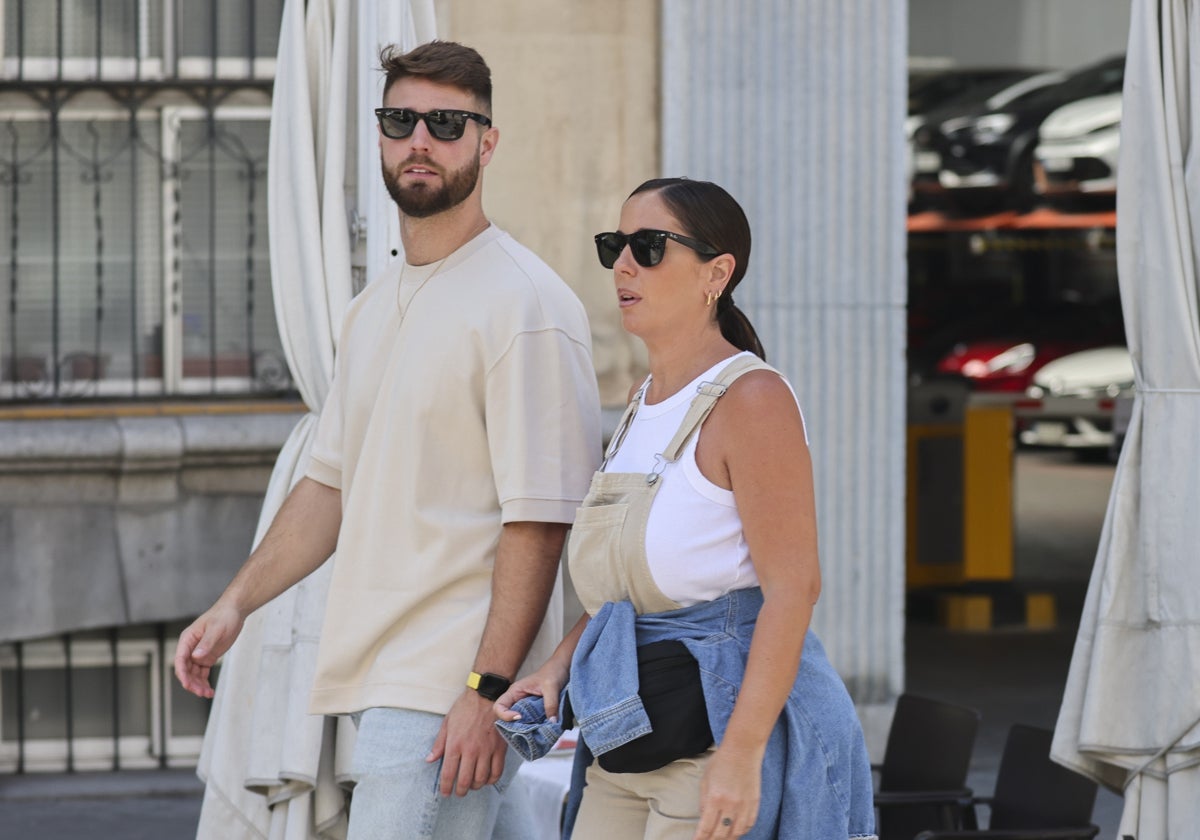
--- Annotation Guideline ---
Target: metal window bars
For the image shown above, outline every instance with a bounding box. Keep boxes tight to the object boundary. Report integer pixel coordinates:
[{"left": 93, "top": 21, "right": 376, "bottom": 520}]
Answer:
[
  {"left": 0, "top": 0, "right": 291, "bottom": 401},
  {"left": 0, "top": 623, "right": 214, "bottom": 773}
]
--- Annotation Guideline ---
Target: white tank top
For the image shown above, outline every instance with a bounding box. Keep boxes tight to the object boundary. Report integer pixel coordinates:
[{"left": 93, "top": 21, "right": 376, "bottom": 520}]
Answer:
[{"left": 604, "top": 352, "right": 807, "bottom": 606}]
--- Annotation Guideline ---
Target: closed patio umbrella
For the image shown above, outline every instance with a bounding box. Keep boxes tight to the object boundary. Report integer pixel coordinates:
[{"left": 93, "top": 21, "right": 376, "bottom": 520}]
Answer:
[
  {"left": 1052, "top": 2, "right": 1200, "bottom": 838},
  {"left": 195, "top": 1, "right": 434, "bottom": 837}
]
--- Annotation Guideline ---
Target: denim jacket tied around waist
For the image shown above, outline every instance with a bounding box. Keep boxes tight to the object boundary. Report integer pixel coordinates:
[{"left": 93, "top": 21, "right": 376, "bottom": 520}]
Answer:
[{"left": 496, "top": 588, "right": 877, "bottom": 839}]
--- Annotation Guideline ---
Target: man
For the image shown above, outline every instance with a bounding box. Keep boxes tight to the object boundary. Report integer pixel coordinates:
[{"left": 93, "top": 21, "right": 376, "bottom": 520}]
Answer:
[{"left": 175, "top": 41, "right": 601, "bottom": 839}]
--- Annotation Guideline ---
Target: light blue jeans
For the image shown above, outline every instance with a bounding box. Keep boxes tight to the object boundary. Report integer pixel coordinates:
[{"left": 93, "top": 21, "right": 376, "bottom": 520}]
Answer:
[{"left": 346, "top": 707, "right": 532, "bottom": 840}]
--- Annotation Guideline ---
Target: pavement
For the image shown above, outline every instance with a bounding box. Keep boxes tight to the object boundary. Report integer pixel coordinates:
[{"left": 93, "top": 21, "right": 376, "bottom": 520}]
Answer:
[
  {"left": 0, "top": 451, "right": 1125, "bottom": 839},
  {"left": 0, "top": 769, "right": 203, "bottom": 839}
]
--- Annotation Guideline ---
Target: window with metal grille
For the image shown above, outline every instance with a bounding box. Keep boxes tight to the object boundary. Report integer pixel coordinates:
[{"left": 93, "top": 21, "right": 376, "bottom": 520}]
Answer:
[{"left": 0, "top": 0, "right": 290, "bottom": 401}]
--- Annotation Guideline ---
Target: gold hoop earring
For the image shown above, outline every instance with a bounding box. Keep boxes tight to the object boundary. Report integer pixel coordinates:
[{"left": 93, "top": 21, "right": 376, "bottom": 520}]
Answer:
[{"left": 705, "top": 291, "right": 716, "bottom": 307}]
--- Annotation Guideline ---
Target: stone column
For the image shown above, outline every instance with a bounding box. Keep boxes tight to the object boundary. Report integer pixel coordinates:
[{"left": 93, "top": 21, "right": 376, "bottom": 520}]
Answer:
[{"left": 661, "top": 0, "right": 908, "bottom": 749}]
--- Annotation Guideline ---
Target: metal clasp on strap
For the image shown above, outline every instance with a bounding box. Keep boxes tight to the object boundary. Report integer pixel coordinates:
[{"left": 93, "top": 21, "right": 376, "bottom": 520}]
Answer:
[
  {"left": 697, "top": 380, "right": 728, "bottom": 397},
  {"left": 646, "top": 453, "right": 667, "bottom": 485}
]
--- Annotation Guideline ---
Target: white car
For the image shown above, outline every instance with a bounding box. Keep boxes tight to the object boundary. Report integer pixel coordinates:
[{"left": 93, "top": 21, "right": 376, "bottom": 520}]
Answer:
[
  {"left": 1015, "top": 346, "right": 1133, "bottom": 450},
  {"left": 1034, "top": 92, "right": 1122, "bottom": 205}
]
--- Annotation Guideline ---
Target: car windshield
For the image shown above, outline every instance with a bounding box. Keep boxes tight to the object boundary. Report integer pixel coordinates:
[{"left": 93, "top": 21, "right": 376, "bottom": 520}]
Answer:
[
  {"left": 1016, "top": 56, "right": 1125, "bottom": 110},
  {"left": 986, "top": 71, "right": 1067, "bottom": 110},
  {"left": 910, "top": 70, "right": 1036, "bottom": 114}
]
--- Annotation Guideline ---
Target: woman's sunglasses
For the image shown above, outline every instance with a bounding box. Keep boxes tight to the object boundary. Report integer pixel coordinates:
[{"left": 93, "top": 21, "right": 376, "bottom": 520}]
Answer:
[
  {"left": 375, "top": 108, "right": 492, "bottom": 141},
  {"left": 594, "top": 229, "right": 719, "bottom": 269}
]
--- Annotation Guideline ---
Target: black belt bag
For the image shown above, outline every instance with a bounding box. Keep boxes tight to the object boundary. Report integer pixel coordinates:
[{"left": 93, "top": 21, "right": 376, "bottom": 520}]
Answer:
[{"left": 595, "top": 639, "right": 714, "bottom": 774}]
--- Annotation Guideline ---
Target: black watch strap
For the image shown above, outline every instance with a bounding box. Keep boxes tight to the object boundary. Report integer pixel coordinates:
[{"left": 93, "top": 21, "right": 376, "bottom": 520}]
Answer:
[{"left": 467, "top": 671, "right": 511, "bottom": 702}]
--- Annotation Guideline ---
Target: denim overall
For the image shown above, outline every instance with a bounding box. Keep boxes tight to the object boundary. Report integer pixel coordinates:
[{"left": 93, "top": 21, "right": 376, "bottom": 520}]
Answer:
[{"left": 557, "top": 354, "right": 877, "bottom": 839}]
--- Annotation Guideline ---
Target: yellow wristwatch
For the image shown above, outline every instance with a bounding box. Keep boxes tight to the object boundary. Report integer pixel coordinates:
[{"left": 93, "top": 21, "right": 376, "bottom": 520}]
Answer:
[{"left": 467, "top": 671, "right": 511, "bottom": 702}]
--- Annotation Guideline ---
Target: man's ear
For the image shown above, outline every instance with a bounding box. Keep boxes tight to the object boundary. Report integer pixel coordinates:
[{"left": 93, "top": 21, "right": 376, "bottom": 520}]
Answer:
[{"left": 479, "top": 126, "right": 499, "bottom": 167}]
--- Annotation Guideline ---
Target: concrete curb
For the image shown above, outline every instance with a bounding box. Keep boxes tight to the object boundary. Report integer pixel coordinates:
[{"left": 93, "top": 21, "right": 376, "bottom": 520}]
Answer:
[{"left": 0, "top": 769, "right": 203, "bottom": 802}]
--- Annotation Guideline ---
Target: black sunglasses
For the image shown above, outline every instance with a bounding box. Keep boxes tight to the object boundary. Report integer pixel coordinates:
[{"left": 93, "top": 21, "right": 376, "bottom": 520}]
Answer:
[
  {"left": 374, "top": 108, "right": 492, "bottom": 141},
  {"left": 594, "top": 229, "right": 720, "bottom": 269}
]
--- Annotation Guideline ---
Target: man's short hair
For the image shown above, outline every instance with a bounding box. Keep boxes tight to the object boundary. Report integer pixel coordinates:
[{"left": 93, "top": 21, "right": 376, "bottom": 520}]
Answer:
[{"left": 380, "top": 40, "right": 492, "bottom": 114}]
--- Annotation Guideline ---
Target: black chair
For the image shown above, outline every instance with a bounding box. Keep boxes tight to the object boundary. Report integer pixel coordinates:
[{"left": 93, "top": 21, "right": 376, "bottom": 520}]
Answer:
[
  {"left": 912, "top": 724, "right": 1099, "bottom": 840},
  {"left": 874, "top": 693, "right": 983, "bottom": 840}
]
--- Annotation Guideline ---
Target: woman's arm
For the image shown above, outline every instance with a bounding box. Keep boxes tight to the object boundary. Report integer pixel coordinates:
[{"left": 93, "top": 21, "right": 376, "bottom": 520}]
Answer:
[
  {"left": 493, "top": 610, "right": 590, "bottom": 723},
  {"left": 693, "top": 370, "right": 820, "bottom": 839}
]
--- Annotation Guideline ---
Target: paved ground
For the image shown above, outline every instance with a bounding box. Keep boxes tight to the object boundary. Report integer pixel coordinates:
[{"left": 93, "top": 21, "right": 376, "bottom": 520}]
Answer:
[
  {"left": 0, "top": 450, "right": 1123, "bottom": 839},
  {"left": 0, "top": 769, "right": 202, "bottom": 839},
  {"left": 1015, "top": 448, "right": 1118, "bottom": 583}
]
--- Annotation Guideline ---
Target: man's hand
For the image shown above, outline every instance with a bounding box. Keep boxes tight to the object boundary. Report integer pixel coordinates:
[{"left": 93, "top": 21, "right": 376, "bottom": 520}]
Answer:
[
  {"left": 173, "top": 602, "right": 245, "bottom": 699},
  {"left": 427, "top": 688, "right": 509, "bottom": 797},
  {"left": 171, "top": 477, "right": 342, "bottom": 699}
]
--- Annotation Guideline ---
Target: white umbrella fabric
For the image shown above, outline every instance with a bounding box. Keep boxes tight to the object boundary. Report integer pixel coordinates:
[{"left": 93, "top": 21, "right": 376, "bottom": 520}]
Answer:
[
  {"left": 1052, "top": 2, "right": 1200, "bottom": 838},
  {"left": 194, "top": 1, "right": 433, "bottom": 837}
]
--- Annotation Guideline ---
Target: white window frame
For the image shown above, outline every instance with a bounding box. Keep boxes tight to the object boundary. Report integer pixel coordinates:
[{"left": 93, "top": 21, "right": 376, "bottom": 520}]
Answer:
[
  {"left": 0, "top": 0, "right": 276, "bottom": 81},
  {"left": 161, "top": 103, "right": 273, "bottom": 395},
  {"left": 160, "top": 649, "right": 213, "bottom": 767},
  {"left": 0, "top": 106, "right": 167, "bottom": 400},
  {"left": 0, "top": 102, "right": 274, "bottom": 399}
]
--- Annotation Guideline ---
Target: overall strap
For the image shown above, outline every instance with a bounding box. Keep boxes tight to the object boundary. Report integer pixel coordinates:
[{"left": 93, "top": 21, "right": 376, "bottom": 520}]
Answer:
[
  {"left": 599, "top": 377, "right": 650, "bottom": 471},
  {"left": 661, "top": 355, "right": 776, "bottom": 463}
]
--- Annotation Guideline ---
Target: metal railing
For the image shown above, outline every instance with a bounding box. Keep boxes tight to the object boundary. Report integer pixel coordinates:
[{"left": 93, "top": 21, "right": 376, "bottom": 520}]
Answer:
[{"left": 1, "top": 623, "right": 213, "bottom": 773}]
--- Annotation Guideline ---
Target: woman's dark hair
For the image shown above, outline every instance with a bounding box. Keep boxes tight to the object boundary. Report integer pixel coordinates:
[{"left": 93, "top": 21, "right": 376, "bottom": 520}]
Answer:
[
  {"left": 629, "top": 177, "right": 765, "bottom": 360},
  {"left": 380, "top": 40, "right": 492, "bottom": 114}
]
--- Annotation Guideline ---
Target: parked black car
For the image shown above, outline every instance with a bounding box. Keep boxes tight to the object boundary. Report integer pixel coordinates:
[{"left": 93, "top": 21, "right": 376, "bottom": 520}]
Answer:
[
  {"left": 909, "top": 70, "right": 1059, "bottom": 210},
  {"left": 917, "top": 55, "right": 1125, "bottom": 214}
]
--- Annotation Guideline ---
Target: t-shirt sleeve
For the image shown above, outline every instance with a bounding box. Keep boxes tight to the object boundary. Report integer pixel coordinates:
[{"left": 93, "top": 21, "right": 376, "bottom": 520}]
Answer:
[
  {"left": 485, "top": 328, "right": 602, "bottom": 524},
  {"left": 306, "top": 364, "right": 345, "bottom": 490}
]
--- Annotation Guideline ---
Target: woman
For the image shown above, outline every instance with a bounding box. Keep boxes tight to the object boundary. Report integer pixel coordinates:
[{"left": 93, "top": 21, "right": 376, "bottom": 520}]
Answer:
[{"left": 495, "top": 178, "right": 876, "bottom": 839}]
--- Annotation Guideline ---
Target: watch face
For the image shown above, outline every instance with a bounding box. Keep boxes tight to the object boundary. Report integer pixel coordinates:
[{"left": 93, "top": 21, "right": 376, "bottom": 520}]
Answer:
[{"left": 475, "top": 673, "right": 510, "bottom": 701}]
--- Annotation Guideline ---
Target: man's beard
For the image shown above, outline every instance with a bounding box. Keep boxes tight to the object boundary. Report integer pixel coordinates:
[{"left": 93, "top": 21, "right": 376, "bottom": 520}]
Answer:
[{"left": 382, "top": 153, "right": 481, "bottom": 218}]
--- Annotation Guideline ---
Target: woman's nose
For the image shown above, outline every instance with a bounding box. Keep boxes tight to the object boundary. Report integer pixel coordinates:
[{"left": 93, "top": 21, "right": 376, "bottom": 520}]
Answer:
[{"left": 612, "top": 243, "right": 637, "bottom": 274}]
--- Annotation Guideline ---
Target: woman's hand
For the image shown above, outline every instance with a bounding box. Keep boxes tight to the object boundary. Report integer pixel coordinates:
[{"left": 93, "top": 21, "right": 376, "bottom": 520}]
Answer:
[
  {"left": 492, "top": 657, "right": 570, "bottom": 723},
  {"left": 693, "top": 744, "right": 762, "bottom": 839}
]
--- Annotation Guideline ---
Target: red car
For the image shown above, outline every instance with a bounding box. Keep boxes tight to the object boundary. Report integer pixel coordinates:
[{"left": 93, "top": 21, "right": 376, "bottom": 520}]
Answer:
[
  {"left": 920, "top": 299, "right": 1125, "bottom": 393},
  {"left": 935, "top": 338, "right": 1099, "bottom": 392}
]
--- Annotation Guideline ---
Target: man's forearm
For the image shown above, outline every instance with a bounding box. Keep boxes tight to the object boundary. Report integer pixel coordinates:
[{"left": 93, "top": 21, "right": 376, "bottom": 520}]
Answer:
[
  {"left": 472, "top": 520, "right": 568, "bottom": 678},
  {"left": 219, "top": 476, "right": 342, "bottom": 618}
]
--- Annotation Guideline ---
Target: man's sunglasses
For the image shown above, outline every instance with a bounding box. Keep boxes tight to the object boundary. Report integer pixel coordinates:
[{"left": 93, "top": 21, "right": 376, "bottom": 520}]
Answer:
[
  {"left": 374, "top": 108, "right": 492, "bottom": 141},
  {"left": 594, "top": 229, "right": 720, "bottom": 269}
]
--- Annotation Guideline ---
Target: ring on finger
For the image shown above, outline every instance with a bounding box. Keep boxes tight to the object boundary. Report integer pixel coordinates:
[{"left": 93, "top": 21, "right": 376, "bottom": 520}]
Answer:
[{"left": 722, "top": 816, "right": 733, "bottom": 827}]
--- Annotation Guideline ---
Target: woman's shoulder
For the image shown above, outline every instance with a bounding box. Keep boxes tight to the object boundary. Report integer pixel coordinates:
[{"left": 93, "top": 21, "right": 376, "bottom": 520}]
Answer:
[
  {"left": 721, "top": 366, "right": 797, "bottom": 409},
  {"left": 709, "top": 366, "right": 806, "bottom": 442}
]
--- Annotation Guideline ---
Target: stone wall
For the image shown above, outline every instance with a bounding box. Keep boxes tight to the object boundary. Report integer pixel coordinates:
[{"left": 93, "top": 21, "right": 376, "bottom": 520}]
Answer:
[
  {"left": 0, "top": 409, "right": 304, "bottom": 643},
  {"left": 439, "top": 1, "right": 659, "bottom": 406}
]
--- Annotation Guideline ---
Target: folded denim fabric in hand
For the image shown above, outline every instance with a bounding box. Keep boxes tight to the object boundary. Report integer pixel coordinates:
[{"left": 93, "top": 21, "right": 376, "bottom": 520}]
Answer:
[{"left": 494, "top": 693, "right": 567, "bottom": 761}]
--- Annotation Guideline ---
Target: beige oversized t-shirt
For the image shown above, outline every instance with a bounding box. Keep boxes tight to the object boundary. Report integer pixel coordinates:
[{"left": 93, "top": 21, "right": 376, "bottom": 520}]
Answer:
[{"left": 305, "top": 225, "right": 601, "bottom": 716}]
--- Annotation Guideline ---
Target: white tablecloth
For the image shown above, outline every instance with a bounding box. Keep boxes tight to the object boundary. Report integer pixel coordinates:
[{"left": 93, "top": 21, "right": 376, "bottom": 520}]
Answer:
[{"left": 513, "top": 751, "right": 574, "bottom": 840}]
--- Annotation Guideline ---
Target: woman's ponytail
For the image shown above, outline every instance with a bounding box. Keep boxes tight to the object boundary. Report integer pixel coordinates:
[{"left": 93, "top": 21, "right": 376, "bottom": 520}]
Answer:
[{"left": 716, "top": 296, "right": 765, "bottom": 360}]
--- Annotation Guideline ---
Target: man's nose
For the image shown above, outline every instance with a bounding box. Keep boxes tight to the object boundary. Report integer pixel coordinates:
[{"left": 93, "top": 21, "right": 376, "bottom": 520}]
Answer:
[{"left": 408, "top": 117, "right": 435, "bottom": 151}]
